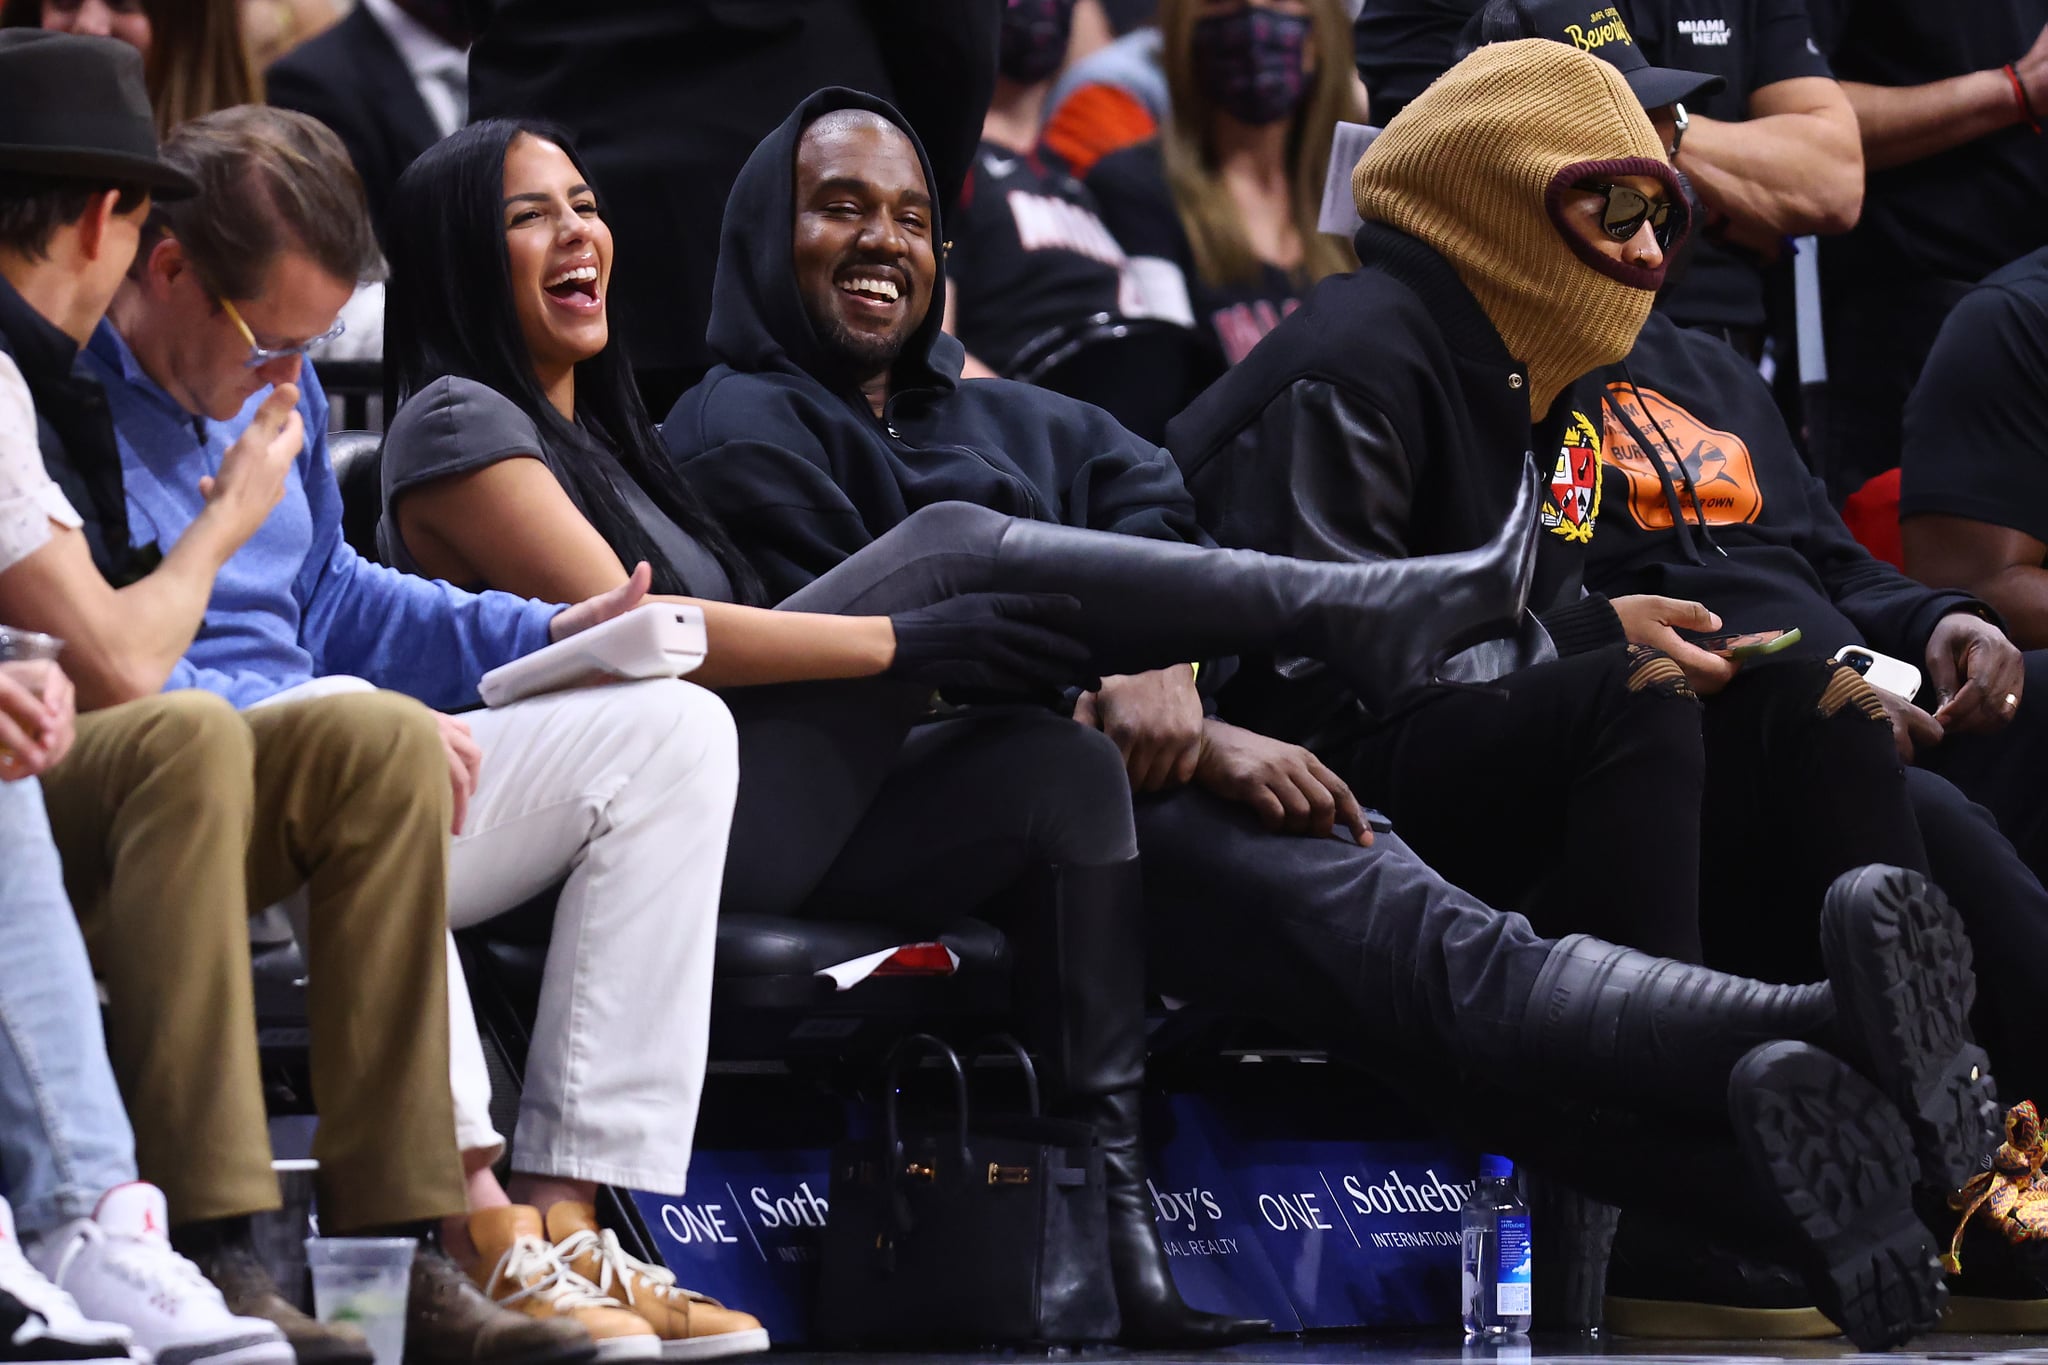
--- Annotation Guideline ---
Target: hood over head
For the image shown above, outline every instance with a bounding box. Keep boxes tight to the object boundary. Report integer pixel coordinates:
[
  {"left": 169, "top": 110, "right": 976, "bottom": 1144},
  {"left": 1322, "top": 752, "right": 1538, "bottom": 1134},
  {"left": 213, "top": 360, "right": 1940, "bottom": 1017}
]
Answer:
[
  {"left": 1352, "top": 39, "right": 1683, "bottom": 420},
  {"left": 706, "top": 86, "right": 965, "bottom": 404}
]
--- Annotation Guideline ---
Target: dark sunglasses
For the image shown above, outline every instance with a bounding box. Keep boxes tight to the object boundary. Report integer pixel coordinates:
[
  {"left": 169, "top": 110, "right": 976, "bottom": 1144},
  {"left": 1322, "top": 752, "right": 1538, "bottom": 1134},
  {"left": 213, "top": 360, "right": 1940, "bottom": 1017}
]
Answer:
[{"left": 1576, "top": 181, "right": 1681, "bottom": 248}]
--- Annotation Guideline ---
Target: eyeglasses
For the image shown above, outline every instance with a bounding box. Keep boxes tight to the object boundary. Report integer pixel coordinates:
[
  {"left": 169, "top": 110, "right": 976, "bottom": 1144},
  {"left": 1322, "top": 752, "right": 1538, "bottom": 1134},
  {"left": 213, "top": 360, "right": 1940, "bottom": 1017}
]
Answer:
[
  {"left": 1575, "top": 182, "right": 1682, "bottom": 249},
  {"left": 217, "top": 295, "right": 345, "bottom": 369}
]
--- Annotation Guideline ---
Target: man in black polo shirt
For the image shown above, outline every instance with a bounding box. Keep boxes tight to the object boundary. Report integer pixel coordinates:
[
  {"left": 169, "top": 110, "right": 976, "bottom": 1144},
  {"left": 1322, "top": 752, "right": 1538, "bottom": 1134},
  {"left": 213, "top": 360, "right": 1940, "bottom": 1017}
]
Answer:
[
  {"left": 1900, "top": 246, "right": 2048, "bottom": 649},
  {"left": 1357, "top": 0, "right": 1858, "bottom": 355},
  {"left": 1809, "top": 0, "right": 2048, "bottom": 501},
  {"left": 1617, "top": 0, "right": 1858, "bottom": 353}
]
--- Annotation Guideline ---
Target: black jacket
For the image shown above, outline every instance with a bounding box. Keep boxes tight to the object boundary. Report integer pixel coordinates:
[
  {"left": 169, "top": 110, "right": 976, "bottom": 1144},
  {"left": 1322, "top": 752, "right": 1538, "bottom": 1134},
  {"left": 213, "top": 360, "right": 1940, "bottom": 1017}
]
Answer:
[
  {"left": 469, "top": 0, "right": 998, "bottom": 391},
  {"left": 265, "top": 5, "right": 441, "bottom": 246},
  {"left": 663, "top": 87, "right": 1208, "bottom": 606},
  {"left": 0, "top": 276, "right": 150, "bottom": 586},
  {"left": 1587, "top": 313, "right": 1986, "bottom": 663},
  {"left": 1165, "top": 223, "right": 1625, "bottom": 741}
]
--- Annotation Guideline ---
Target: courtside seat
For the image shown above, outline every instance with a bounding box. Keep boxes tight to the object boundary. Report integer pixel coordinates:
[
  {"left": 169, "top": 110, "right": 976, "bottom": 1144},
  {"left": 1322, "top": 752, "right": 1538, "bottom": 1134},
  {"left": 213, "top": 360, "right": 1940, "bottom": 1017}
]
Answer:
[{"left": 458, "top": 895, "right": 1013, "bottom": 1063}]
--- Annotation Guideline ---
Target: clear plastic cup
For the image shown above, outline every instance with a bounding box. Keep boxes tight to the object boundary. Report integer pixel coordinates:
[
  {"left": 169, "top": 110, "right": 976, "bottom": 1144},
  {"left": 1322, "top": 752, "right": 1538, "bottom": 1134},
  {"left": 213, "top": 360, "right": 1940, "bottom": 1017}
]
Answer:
[
  {"left": 0, "top": 627, "right": 62, "bottom": 662},
  {"left": 303, "top": 1237, "right": 413, "bottom": 1365}
]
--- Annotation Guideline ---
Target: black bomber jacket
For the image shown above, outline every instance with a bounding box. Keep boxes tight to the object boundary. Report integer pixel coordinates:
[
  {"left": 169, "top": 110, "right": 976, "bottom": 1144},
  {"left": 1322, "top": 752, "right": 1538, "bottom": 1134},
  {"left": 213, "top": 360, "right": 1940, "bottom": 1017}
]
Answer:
[{"left": 1166, "top": 223, "right": 1626, "bottom": 747}]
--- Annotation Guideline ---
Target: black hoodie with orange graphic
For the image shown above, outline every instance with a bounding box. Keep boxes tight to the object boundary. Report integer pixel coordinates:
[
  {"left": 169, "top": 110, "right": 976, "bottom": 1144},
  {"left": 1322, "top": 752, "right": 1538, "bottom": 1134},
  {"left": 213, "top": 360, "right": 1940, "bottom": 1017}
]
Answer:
[{"left": 1584, "top": 312, "right": 1986, "bottom": 665}]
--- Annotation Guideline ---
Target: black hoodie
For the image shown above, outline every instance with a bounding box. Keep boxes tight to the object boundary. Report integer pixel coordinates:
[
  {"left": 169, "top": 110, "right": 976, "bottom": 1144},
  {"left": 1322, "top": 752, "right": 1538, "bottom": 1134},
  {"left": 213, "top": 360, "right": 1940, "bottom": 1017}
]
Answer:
[
  {"left": 663, "top": 87, "right": 1206, "bottom": 605},
  {"left": 1585, "top": 313, "right": 1987, "bottom": 664}
]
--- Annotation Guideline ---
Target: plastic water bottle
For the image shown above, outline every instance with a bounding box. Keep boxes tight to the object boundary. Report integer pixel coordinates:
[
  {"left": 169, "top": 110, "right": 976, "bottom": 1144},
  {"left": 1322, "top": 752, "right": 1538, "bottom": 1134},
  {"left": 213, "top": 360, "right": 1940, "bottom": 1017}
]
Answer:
[{"left": 1461, "top": 1154, "right": 1533, "bottom": 1337}]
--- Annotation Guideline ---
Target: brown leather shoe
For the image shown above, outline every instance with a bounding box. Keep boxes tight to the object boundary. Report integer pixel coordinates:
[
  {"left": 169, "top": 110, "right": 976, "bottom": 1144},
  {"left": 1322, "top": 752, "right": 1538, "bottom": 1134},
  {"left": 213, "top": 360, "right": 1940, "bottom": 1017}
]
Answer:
[
  {"left": 183, "top": 1240, "right": 374, "bottom": 1365},
  {"left": 544, "top": 1205, "right": 768, "bottom": 1361},
  {"left": 407, "top": 1246, "right": 597, "bottom": 1365},
  {"left": 466, "top": 1209, "right": 657, "bottom": 1362}
]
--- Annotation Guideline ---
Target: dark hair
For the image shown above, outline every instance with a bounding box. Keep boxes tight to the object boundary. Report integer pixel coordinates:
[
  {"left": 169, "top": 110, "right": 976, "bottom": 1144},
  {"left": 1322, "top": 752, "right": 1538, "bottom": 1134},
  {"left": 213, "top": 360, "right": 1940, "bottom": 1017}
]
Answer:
[
  {"left": 150, "top": 105, "right": 382, "bottom": 299},
  {"left": 0, "top": 173, "right": 147, "bottom": 259},
  {"left": 384, "top": 118, "right": 763, "bottom": 604}
]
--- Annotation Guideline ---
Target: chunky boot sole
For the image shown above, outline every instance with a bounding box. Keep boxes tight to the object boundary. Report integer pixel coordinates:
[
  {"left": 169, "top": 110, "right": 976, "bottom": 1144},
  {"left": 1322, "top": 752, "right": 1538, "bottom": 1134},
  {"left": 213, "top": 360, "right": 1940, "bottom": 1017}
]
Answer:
[
  {"left": 1729, "top": 1041, "right": 1945, "bottom": 1352},
  {"left": 1820, "top": 865, "right": 2000, "bottom": 1193}
]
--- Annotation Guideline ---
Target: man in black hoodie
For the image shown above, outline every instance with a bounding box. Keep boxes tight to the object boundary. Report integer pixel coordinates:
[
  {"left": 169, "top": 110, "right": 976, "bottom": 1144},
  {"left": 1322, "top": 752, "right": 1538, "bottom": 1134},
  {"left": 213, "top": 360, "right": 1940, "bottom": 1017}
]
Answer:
[{"left": 666, "top": 83, "right": 2006, "bottom": 1353}]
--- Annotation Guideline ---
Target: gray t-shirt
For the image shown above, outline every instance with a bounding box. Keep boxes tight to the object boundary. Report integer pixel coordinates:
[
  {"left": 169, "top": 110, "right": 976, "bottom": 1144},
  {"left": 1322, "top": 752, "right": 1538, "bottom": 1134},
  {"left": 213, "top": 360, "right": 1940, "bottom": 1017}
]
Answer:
[{"left": 380, "top": 375, "right": 735, "bottom": 602}]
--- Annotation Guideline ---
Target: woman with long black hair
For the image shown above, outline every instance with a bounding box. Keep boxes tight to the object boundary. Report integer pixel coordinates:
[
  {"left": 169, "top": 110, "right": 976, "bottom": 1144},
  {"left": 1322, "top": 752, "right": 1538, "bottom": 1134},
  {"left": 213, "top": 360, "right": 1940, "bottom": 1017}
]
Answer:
[{"left": 375, "top": 117, "right": 1546, "bottom": 1349}]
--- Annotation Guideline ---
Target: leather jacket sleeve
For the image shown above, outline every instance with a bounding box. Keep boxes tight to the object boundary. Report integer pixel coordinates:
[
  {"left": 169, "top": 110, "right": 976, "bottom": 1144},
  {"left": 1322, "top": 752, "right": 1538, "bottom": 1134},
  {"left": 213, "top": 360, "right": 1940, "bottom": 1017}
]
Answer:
[{"left": 1189, "top": 376, "right": 1418, "bottom": 567}]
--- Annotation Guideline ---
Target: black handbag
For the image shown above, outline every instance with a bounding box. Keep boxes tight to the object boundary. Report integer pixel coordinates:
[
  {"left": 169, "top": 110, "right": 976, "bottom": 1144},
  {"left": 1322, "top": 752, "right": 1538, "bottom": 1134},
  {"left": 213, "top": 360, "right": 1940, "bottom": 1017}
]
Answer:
[{"left": 812, "top": 1033, "right": 1120, "bottom": 1345}]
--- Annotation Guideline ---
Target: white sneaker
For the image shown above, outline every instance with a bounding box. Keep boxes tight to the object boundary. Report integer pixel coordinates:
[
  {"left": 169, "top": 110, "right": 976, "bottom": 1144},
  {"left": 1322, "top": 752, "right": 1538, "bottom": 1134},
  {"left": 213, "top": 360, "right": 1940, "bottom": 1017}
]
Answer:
[
  {"left": 26, "top": 1186, "right": 291, "bottom": 1365},
  {"left": 0, "top": 1197, "right": 131, "bottom": 1362}
]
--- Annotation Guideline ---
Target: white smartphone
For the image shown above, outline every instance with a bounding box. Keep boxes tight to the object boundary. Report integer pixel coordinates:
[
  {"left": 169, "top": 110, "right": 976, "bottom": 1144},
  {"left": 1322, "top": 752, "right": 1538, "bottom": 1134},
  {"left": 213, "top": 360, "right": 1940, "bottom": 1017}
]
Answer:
[{"left": 1837, "top": 644, "right": 1922, "bottom": 702}]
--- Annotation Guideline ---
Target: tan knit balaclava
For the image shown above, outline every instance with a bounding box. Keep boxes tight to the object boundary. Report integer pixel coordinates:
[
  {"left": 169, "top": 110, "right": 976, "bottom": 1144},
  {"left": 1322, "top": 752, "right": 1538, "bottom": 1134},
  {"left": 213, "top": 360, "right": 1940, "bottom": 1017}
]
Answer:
[{"left": 1352, "top": 40, "right": 1682, "bottom": 419}]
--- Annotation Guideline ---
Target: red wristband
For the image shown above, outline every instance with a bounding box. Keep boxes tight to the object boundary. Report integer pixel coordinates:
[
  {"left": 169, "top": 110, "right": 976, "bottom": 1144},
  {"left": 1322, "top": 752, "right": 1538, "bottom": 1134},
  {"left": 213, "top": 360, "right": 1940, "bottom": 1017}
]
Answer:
[{"left": 2006, "top": 64, "right": 2041, "bottom": 134}]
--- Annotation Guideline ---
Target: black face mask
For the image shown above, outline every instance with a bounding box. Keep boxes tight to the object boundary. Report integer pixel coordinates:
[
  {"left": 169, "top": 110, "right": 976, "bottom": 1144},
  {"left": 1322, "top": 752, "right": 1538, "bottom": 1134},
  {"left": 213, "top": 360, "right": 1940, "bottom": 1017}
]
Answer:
[
  {"left": 1190, "top": 5, "right": 1314, "bottom": 127},
  {"left": 999, "top": 0, "right": 1078, "bottom": 85}
]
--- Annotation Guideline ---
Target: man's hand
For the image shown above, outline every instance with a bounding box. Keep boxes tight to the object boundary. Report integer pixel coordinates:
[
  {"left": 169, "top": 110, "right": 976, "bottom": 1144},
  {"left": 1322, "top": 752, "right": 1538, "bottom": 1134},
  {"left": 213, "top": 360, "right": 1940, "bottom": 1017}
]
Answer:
[
  {"left": 199, "top": 383, "right": 303, "bottom": 538},
  {"left": 0, "top": 659, "right": 75, "bottom": 780},
  {"left": 1073, "top": 665, "right": 1203, "bottom": 792},
  {"left": 549, "top": 562, "right": 652, "bottom": 643},
  {"left": 434, "top": 711, "right": 483, "bottom": 835},
  {"left": 1193, "top": 719, "right": 1371, "bottom": 844},
  {"left": 1926, "top": 612, "right": 2025, "bottom": 736},
  {"left": 1872, "top": 686, "right": 1944, "bottom": 765},
  {"left": 1611, "top": 595, "right": 1739, "bottom": 694}
]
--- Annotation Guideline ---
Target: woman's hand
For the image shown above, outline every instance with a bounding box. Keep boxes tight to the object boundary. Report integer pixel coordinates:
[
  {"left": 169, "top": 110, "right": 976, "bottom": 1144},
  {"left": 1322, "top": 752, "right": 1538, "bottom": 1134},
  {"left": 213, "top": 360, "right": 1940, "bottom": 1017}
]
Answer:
[
  {"left": 1611, "top": 594, "right": 1738, "bottom": 694},
  {"left": 885, "top": 592, "right": 1095, "bottom": 692}
]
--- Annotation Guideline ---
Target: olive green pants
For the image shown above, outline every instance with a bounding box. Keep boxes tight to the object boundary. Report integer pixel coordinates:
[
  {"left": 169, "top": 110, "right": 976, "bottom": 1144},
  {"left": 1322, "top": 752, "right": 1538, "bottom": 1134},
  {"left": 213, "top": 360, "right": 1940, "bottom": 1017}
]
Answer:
[{"left": 41, "top": 689, "right": 465, "bottom": 1232}]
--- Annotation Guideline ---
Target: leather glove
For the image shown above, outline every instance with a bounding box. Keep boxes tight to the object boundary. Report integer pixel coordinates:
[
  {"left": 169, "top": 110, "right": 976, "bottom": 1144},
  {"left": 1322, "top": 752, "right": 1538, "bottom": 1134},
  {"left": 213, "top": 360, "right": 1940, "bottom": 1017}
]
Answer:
[{"left": 886, "top": 592, "right": 1097, "bottom": 692}]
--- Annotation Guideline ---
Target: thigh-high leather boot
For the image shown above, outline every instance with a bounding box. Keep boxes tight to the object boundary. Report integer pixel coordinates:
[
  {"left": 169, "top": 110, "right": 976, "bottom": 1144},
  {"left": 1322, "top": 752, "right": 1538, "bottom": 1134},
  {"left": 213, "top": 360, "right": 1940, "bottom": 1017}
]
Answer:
[
  {"left": 1014, "top": 860, "right": 1269, "bottom": 1346},
  {"left": 991, "top": 460, "right": 1541, "bottom": 713}
]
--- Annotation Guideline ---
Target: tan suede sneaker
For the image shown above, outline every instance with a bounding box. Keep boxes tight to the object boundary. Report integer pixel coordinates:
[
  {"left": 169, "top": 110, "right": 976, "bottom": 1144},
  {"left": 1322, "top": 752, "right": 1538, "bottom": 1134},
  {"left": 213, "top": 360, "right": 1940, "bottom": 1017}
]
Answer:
[
  {"left": 467, "top": 1208, "right": 660, "bottom": 1362},
  {"left": 544, "top": 1205, "right": 769, "bottom": 1360}
]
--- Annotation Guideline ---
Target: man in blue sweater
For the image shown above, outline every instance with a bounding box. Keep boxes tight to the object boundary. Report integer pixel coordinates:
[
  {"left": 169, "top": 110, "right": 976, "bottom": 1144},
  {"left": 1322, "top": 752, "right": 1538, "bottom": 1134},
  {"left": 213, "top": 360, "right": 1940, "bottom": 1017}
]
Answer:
[{"left": 78, "top": 107, "right": 768, "bottom": 1360}]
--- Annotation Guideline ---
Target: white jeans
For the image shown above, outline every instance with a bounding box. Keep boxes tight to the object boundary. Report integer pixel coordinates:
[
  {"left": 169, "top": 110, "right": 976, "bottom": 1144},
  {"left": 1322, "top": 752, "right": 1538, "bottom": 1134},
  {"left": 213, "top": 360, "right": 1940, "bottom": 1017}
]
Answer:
[{"left": 438, "top": 678, "right": 738, "bottom": 1195}]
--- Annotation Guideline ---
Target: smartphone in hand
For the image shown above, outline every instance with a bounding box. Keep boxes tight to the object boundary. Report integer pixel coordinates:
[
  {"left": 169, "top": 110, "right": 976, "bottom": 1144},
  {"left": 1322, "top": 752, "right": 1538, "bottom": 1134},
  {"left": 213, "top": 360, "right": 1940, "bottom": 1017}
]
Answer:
[{"left": 1685, "top": 627, "right": 1803, "bottom": 660}]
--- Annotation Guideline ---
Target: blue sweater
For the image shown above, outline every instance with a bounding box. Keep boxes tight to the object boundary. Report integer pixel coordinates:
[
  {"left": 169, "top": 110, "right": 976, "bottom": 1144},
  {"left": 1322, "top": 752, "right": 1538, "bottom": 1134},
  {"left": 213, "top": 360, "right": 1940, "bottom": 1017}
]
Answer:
[{"left": 83, "top": 325, "right": 557, "bottom": 710}]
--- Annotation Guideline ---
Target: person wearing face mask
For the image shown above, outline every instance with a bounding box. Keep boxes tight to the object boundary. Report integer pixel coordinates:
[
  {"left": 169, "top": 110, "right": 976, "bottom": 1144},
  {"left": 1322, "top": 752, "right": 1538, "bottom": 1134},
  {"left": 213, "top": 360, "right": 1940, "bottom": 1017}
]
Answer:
[
  {"left": 1085, "top": 0, "right": 1360, "bottom": 370},
  {"left": 1172, "top": 40, "right": 1731, "bottom": 962}
]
